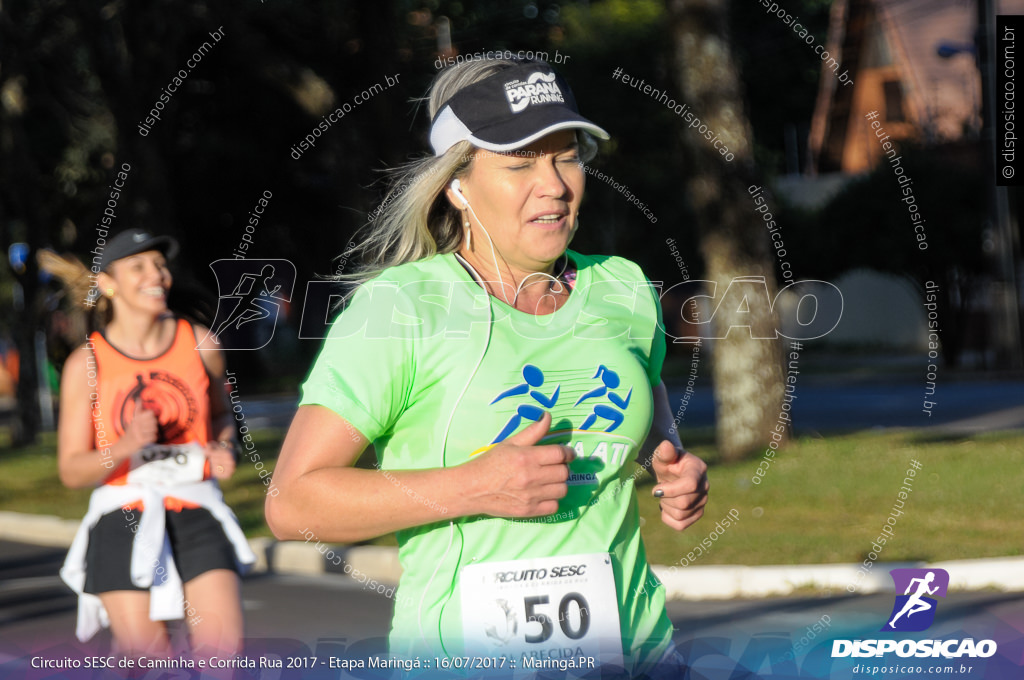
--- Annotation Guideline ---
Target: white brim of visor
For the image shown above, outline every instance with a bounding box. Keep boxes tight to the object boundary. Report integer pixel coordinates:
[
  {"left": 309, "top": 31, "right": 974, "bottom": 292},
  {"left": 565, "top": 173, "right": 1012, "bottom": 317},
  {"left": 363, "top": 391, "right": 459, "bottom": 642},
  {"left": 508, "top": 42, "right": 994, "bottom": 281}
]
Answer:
[{"left": 429, "top": 105, "right": 611, "bottom": 156}]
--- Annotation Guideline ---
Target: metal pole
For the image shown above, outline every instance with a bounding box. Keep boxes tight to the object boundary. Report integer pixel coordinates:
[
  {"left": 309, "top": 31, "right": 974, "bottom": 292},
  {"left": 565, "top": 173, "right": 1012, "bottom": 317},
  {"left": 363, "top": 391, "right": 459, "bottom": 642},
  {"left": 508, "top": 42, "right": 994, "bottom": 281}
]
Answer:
[{"left": 34, "top": 329, "right": 54, "bottom": 431}]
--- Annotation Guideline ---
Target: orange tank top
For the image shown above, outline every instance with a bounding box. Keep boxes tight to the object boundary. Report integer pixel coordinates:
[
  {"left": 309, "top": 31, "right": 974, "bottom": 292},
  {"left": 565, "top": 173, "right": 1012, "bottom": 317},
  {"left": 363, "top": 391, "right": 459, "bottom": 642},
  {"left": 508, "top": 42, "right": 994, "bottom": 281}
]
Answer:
[{"left": 89, "top": 318, "right": 211, "bottom": 486}]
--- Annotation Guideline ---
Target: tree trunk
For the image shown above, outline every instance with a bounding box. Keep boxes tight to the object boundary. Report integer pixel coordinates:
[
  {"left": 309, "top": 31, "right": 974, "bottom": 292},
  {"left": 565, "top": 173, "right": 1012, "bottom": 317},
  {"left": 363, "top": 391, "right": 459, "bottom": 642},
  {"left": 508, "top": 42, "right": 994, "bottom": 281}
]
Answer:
[{"left": 667, "top": 0, "right": 786, "bottom": 462}]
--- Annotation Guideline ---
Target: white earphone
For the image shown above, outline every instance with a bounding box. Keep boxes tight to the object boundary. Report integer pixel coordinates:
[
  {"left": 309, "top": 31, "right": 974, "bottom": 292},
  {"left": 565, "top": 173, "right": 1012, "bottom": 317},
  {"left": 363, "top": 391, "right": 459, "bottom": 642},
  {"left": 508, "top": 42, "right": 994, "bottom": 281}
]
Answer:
[{"left": 450, "top": 179, "right": 470, "bottom": 207}]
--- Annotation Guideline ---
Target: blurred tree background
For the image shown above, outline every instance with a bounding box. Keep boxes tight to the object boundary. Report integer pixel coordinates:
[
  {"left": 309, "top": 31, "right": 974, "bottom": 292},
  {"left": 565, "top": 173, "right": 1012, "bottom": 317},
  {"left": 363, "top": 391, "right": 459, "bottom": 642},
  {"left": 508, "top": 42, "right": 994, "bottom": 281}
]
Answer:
[{"left": 1, "top": 0, "right": 995, "bottom": 457}]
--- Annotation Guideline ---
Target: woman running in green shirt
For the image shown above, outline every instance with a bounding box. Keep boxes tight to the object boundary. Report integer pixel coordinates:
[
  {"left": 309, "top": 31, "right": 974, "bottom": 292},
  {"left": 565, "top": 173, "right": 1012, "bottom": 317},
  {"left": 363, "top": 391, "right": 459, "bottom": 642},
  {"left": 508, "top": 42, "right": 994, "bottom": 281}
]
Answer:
[{"left": 268, "top": 58, "right": 708, "bottom": 677}]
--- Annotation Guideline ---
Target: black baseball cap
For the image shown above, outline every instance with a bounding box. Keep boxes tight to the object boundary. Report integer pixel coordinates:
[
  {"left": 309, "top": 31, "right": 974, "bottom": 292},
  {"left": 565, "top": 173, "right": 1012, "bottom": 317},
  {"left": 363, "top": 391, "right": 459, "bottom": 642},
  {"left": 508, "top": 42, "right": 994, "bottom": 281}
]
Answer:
[
  {"left": 429, "top": 60, "right": 610, "bottom": 156},
  {"left": 99, "top": 229, "right": 179, "bottom": 271}
]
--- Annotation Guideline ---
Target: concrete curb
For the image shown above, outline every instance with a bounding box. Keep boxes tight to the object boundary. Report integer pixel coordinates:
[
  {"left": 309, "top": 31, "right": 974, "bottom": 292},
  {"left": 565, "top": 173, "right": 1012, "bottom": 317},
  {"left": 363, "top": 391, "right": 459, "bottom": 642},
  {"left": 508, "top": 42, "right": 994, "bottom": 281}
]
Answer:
[
  {"left": 0, "top": 511, "right": 81, "bottom": 548},
  {"left": 3, "top": 511, "right": 1022, "bottom": 600},
  {"left": 653, "top": 556, "right": 1024, "bottom": 599}
]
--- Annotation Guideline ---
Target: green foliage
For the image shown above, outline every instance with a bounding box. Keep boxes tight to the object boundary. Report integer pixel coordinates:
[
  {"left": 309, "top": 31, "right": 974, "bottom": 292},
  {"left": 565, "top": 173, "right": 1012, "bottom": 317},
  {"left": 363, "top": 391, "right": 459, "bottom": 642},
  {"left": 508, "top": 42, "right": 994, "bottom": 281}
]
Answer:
[{"left": 561, "top": 0, "right": 663, "bottom": 42}]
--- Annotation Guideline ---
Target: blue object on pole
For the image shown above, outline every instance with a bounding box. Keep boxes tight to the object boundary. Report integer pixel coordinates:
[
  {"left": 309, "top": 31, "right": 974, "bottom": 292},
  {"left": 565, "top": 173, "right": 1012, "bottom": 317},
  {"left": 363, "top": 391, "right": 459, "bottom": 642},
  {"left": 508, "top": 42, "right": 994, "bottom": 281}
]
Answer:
[
  {"left": 936, "top": 42, "right": 976, "bottom": 59},
  {"left": 9, "top": 242, "right": 29, "bottom": 273}
]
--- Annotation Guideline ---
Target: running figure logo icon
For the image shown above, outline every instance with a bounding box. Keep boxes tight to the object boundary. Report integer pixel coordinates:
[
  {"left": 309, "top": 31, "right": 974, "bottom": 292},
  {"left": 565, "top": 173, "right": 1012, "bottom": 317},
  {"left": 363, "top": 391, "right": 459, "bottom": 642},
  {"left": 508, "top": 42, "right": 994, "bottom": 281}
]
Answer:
[
  {"left": 882, "top": 568, "right": 949, "bottom": 632},
  {"left": 200, "top": 259, "right": 296, "bottom": 350},
  {"left": 487, "top": 363, "right": 635, "bottom": 444},
  {"left": 489, "top": 364, "right": 561, "bottom": 444},
  {"left": 574, "top": 364, "right": 632, "bottom": 432}
]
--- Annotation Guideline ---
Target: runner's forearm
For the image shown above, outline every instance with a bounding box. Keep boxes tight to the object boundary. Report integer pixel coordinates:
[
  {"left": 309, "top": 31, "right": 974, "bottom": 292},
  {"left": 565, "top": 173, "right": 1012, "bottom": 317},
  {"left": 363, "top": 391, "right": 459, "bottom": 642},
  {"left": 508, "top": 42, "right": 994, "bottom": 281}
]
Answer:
[
  {"left": 210, "top": 413, "right": 237, "bottom": 446},
  {"left": 640, "top": 381, "right": 683, "bottom": 468},
  {"left": 58, "top": 438, "right": 136, "bottom": 489},
  {"left": 266, "top": 464, "right": 476, "bottom": 543}
]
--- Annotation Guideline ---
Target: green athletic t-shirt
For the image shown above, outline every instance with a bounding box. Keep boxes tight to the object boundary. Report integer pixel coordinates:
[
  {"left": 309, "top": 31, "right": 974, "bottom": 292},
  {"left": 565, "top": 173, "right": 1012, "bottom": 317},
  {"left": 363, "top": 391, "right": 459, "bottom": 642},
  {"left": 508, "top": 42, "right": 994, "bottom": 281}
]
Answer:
[{"left": 300, "top": 250, "right": 671, "bottom": 672}]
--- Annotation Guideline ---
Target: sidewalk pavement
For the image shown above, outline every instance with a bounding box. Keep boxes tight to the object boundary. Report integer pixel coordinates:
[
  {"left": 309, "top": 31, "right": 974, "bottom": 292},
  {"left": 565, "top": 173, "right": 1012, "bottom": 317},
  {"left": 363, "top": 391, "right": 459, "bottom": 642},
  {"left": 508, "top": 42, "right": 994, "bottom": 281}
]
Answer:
[{"left": 3, "top": 510, "right": 1022, "bottom": 600}]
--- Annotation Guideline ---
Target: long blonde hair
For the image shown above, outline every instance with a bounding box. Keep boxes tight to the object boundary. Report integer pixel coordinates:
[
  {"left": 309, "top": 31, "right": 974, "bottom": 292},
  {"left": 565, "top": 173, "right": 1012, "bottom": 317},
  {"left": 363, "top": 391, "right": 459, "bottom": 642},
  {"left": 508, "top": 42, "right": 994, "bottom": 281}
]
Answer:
[
  {"left": 340, "top": 58, "right": 596, "bottom": 285},
  {"left": 37, "top": 249, "right": 113, "bottom": 335}
]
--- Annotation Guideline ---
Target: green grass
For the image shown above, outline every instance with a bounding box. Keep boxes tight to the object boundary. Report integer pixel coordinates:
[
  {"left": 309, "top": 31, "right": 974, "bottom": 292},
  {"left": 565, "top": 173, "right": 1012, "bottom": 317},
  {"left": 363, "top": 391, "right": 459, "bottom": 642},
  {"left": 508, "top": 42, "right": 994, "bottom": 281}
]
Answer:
[
  {"left": 634, "top": 429, "right": 1024, "bottom": 566},
  {"left": 0, "top": 429, "right": 288, "bottom": 537},
  {"left": 2, "top": 428, "right": 1020, "bottom": 564}
]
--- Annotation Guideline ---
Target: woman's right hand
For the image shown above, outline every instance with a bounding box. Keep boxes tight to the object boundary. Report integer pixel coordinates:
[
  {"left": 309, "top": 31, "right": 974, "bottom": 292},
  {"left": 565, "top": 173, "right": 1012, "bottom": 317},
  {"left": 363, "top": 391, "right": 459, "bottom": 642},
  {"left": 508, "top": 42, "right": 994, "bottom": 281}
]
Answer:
[
  {"left": 268, "top": 406, "right": 574, "bottom": 543},
  {"left": 461, "top": 411, "right": 576, "bottom": 519},
  {"left": 120, "top": 407, "right": 159, "bottom": 454}
]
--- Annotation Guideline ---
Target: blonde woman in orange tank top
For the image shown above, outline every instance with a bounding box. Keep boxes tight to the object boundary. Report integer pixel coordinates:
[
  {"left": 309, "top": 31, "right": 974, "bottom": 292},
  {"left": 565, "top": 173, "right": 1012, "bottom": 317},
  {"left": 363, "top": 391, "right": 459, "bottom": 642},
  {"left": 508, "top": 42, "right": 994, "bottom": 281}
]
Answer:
[{"left": 45, "top": 229, "right": 253, "bottom": 660}]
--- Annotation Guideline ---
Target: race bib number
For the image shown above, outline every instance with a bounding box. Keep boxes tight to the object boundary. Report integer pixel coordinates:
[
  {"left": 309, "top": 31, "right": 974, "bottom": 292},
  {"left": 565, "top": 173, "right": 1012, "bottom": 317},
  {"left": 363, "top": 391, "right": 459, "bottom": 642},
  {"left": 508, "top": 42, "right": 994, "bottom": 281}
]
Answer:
[
  {"left": 125, "top": 442, "right": 206, "bottom": 486},
  {"left": 460, "top": 553, "right": 622, "bottom": 665}
]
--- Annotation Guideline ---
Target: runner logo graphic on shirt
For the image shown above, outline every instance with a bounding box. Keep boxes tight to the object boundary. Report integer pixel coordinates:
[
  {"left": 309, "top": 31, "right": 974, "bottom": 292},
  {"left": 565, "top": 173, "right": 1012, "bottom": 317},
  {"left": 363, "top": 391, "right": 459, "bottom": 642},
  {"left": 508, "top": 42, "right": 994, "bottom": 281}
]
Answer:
[
  {"left": 481, "top": 364, "right": 636, "bottom": 481},
  {"left": 201, "top": 259, "right": 296, "bottom": 350},
  {"left": 118, "top": 371, "right": 198, "bottom": 443},
  {"left": 574, "top": 365, "right": 632, "bottom": 433},
  {"left": 490, "top": 364, "right": 562, "bottom": 444},
  {"left": 489, "top": 364, "right": 633, "bottom": 444}
]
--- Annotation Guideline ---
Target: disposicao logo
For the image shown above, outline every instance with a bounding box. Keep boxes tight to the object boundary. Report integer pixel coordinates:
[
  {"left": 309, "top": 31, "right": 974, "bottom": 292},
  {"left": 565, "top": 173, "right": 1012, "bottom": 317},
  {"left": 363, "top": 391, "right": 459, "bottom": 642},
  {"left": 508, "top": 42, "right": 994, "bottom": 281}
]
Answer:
[
  {"left": 883, "top": 568, "right": 947, "bottom": 632},
  {"left": 832, "top": 568, "right": 997, "bottom": 659}
]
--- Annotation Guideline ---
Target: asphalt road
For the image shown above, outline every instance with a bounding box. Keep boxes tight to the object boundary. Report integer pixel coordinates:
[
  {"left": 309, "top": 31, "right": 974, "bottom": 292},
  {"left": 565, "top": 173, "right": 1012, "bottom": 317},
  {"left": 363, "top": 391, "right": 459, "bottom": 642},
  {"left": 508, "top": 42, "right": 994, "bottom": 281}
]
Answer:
[
  {"left": 2, "top": 541, "right": 1021, "bottom": 679},
  {"left": 664, "top": 379, "right": 1024, "bottom": 434}
]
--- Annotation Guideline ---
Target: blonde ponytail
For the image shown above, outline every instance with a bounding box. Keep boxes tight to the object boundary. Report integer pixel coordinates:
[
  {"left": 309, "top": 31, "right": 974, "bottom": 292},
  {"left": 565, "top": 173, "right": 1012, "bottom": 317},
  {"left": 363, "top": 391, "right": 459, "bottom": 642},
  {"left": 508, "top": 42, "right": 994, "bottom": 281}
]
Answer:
[{"left": 37, "top": 249, "right": 112, "bottom": 334}]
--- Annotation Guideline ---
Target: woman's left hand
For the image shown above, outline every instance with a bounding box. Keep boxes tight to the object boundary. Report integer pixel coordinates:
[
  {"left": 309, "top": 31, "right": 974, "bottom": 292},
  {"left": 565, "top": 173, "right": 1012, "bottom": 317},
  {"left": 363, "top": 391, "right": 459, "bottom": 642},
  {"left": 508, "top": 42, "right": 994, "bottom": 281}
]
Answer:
[
  {"left": 206, "top": 444, "right": 237, "bottom": 480},
  {"left": 650, "top": 440, "right": 708, "bottom": 531}
]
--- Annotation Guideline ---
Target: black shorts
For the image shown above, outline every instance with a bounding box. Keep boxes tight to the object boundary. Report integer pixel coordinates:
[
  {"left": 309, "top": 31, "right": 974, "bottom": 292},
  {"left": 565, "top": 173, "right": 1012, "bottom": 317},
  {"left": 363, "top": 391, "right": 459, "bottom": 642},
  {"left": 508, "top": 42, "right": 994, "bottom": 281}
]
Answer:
[{"left": 83, "top": 506, "right": 238, "bottom": 595}]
